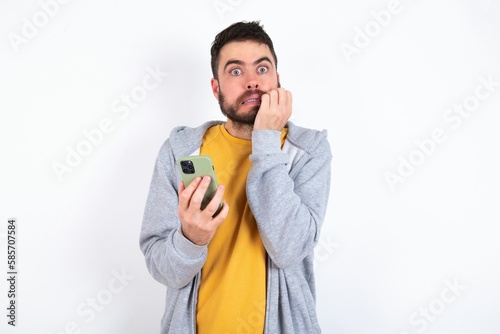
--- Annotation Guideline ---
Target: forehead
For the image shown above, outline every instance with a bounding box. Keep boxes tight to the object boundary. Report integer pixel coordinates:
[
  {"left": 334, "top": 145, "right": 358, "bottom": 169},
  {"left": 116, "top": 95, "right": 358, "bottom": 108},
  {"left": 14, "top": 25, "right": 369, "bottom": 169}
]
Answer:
[{"left": 218, "top": 40, "right": 274, "bottom": 67}]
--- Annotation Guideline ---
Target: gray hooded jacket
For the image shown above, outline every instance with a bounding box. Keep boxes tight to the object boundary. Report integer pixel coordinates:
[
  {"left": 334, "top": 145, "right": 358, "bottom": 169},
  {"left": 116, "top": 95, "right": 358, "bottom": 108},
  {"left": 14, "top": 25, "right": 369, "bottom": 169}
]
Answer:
[{"left": 140, "top": 120, "right": 332, "bottom": 333}]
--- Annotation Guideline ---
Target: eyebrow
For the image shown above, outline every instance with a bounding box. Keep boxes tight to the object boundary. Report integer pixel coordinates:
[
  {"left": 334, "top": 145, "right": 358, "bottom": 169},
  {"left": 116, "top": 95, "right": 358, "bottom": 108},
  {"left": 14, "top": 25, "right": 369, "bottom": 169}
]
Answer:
[{"left": 223, "top": 56, "right": 273, "bottom": 72}]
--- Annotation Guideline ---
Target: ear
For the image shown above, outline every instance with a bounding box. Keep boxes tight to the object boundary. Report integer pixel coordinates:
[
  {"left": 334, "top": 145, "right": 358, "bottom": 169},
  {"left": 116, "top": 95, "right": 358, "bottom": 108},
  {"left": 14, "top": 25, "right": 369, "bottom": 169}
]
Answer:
[{"left": 211, "top": 78, "right": 220, "bottom": 101}]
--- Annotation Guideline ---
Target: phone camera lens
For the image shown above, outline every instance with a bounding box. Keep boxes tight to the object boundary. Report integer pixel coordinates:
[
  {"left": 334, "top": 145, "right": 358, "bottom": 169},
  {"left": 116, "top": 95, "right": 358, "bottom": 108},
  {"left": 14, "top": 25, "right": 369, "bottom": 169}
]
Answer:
[{"left": 181, "top": 160, "right": 195, "bottom": 174}]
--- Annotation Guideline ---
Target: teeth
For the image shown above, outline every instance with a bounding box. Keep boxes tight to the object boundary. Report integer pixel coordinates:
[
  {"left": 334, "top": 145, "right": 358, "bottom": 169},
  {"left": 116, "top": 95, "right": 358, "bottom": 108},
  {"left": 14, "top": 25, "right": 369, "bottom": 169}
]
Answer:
[{"left": 242, "top": 97, "right": 261, "bottom": 104}]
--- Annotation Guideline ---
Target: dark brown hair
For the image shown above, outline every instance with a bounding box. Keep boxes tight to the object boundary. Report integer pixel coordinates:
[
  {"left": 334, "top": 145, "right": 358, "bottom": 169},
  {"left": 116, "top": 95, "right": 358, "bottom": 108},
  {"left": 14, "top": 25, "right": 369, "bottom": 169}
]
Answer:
[{"left": 210, "top": 21, "right": 278, "bottom": 79}]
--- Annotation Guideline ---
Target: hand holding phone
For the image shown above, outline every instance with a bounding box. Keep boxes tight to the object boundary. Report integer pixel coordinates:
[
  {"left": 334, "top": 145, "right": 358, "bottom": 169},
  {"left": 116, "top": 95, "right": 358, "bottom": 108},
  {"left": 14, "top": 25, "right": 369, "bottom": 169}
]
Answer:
[
  {"left": 177, "top": 155, "right": 227, "bottom": 245},
  {"left": 178, "top": 155, "right": 223, "bottom": 215}
]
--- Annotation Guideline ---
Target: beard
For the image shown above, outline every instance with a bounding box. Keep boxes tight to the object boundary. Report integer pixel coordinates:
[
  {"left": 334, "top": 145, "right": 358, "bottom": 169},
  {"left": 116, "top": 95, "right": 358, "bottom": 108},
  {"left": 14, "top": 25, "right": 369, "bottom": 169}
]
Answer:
[{"left": 218, "top": 89, "right": 265, "bottom": 126}]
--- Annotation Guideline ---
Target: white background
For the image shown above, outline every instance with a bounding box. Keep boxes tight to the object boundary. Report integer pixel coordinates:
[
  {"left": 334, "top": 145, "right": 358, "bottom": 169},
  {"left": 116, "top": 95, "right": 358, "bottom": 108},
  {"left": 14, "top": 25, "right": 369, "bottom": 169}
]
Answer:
[{"left": 1, "top": 0, "right": 500, "bottom": 333}]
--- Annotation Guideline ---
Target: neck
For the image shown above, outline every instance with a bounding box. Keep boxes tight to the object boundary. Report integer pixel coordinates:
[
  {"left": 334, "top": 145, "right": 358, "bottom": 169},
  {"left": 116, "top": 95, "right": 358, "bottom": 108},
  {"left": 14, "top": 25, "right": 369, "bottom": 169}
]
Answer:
[{"left": 224, "top": 120, "right": 253, "bottom": 140}]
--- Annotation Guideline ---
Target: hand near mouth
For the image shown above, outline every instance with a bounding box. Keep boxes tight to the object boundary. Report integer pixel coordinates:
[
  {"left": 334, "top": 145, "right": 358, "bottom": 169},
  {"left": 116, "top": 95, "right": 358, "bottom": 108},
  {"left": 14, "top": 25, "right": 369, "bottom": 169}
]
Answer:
[{"left": 254, "top": 88, "right": 292, "bottom": 131}]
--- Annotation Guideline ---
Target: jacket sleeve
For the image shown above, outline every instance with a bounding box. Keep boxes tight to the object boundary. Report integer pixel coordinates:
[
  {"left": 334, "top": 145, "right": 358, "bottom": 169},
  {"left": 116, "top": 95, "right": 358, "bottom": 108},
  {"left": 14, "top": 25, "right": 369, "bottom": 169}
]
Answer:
[
  {"left": 247, "top": 129, "right": 332, "bottom": 269},
  {"left": 139, "top": 144, "right": 207, "bottom": 289}
]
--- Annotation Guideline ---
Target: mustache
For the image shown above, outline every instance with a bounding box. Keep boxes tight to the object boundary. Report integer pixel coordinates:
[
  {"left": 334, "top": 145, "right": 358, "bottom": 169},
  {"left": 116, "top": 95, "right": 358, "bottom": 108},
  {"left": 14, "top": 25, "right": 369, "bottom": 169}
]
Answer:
[{"left": 237, "top": 89, "right": 266, "bottom": 105}]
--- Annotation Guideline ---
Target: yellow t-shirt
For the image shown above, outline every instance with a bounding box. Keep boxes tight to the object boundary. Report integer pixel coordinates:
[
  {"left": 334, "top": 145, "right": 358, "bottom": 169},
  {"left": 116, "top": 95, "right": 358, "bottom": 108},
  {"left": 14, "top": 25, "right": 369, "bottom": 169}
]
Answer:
[{"left": 196, "top": 124, "right": 286, "bottom": 334}]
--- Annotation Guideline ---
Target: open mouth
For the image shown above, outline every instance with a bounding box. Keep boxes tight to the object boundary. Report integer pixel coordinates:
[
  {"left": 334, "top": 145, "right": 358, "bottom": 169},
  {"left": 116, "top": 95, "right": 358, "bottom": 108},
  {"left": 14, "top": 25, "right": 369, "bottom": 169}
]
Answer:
[
  {"left": 242, "top": 98, "right": 261, "bottom": 104},
  {"left": 241, "top": 93, "right": 262, "bottom": 105}
]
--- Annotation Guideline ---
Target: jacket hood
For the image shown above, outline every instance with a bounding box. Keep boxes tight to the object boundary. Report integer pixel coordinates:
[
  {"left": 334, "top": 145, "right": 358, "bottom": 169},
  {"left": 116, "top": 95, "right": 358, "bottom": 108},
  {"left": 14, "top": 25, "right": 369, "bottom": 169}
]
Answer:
[{"left": 167, "top": 121, "right": 328, "bottom": 159}]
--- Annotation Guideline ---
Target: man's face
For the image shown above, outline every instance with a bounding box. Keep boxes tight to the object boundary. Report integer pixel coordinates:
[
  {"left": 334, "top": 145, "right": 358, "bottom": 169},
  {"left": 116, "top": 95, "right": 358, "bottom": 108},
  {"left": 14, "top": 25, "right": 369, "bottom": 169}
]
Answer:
[{"left": 211, "top": 40, "right": 280, "bottom": 126}]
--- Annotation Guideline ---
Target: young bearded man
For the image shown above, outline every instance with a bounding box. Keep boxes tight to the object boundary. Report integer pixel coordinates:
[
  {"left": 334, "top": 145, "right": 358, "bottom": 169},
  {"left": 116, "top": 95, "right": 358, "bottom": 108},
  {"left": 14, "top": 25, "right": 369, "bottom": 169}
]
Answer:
[{"left": 140, "top": 21, "right": 332, "bottom": 333}]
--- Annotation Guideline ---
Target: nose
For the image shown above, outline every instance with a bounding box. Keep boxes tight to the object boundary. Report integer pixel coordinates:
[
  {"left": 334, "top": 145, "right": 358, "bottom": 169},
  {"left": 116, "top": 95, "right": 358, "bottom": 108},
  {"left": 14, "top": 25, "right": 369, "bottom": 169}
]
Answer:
[
  {"left": 247, "top": 82, "right": 259, "bottom": 89},
  {"left": 246, "top": 75, "right": 259, "bottom": 90}
]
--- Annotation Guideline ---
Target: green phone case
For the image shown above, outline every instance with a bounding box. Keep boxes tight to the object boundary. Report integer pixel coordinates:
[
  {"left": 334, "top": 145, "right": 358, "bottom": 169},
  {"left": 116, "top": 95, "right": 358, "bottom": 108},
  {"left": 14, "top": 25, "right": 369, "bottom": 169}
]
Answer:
[{"left": 178, "top": 155, "right": 222, "bottom": 212}]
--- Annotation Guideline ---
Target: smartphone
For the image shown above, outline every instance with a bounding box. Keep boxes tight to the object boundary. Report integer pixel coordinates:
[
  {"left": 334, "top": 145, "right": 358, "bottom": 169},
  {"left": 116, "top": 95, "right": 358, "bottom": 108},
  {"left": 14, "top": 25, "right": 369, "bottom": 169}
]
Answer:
[{"left": 178, "top": 155, "right": 223, "bottom": 215}]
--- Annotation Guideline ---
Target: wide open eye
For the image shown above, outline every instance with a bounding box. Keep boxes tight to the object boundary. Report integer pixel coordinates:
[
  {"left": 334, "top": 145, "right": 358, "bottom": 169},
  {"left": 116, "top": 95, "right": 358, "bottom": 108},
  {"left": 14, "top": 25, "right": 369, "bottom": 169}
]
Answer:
[
  {"left": 257, "top": 66, "right": 268, "bottom": 74},
  {"left": 230, "top": 68, "right": 242, "bottom": 76}
]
